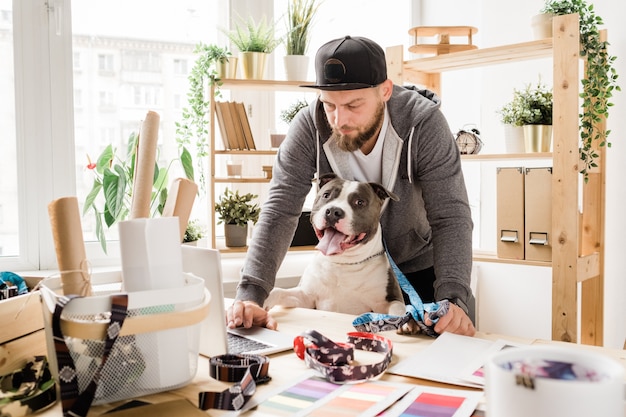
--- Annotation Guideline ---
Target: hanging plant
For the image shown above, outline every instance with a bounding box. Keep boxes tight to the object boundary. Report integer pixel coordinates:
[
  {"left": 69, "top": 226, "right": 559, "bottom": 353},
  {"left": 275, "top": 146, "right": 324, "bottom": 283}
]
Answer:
[
  {"left": 540, "top": 0, "right": 620, "bottom": 181},
  {"left": 175, "top": 43, "right": 231, "bottom": 191}
]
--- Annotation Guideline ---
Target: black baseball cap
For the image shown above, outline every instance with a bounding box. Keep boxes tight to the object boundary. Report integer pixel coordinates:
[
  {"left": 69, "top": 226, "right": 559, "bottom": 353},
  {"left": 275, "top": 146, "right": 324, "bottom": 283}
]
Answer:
[{"left": 301, "top": 36, "right": 387, "bottom": 91}]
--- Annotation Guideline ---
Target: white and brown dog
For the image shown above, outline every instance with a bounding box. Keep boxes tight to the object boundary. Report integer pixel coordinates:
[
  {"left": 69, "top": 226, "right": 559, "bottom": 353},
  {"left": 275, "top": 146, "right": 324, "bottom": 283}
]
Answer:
[{"left": 264, "top": 174, "right": 407, "bottom": 318}]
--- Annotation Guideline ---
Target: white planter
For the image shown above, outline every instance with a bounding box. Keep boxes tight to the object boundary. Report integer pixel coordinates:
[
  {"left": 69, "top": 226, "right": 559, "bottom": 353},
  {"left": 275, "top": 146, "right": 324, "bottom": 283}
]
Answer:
[
  {"left": 283, "top": 55, "right": 310, "bottom": 81},
  {"left": 503, "top": 125, "right": 525, "bottom": 154}
]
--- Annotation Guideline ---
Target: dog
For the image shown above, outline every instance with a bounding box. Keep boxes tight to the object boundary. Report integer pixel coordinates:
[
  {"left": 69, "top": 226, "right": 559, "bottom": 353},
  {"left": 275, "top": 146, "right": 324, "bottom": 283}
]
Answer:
[{"left": 264, "top": 173, "right": 407, "bottom": 320}]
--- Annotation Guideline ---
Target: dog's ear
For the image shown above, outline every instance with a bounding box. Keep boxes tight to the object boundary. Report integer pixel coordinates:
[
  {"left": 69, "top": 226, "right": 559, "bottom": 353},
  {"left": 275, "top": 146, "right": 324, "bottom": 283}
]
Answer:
[
  {"left": 318, "top": 173, "right": 338, "bottom": 189},
  {"left": 369, "top": 182, "right": 400, "bottom": 202}
]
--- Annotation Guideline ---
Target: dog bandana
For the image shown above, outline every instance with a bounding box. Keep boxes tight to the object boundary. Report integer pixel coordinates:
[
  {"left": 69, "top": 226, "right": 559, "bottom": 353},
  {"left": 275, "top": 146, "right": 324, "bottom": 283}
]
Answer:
[
  {"left": 293, "top": 330, "right": 393, "bottom": 383},
  {"left": 352, "top": 247, "right": 450, "bottom": 337}
]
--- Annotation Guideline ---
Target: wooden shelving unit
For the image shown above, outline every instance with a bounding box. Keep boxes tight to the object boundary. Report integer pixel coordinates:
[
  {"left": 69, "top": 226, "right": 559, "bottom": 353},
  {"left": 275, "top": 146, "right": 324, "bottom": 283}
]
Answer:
[
  {"left": 208, "top": 79, "right": 310, "bottom": 251},
  {"left": 387, "top": 13, "right": 605, "bottom": 345}
]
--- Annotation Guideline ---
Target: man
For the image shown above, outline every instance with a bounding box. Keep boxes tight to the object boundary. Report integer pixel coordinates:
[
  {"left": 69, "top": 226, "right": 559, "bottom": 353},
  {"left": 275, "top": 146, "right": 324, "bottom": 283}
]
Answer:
[{"left": 227, "top": 35, "right": 476, "bottom": 336}]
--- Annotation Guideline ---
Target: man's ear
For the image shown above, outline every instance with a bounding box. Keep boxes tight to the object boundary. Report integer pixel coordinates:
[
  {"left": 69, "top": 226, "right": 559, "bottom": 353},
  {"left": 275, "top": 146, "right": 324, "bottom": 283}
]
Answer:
[{"left": 380, "top": 79, "right": 394, "bottom": 101}]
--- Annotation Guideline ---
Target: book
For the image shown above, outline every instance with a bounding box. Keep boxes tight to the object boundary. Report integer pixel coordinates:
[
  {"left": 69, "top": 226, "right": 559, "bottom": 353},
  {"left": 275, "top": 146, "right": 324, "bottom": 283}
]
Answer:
[
  {"left": 228, "top": 101, "right": 248, "bottom": 150},
  {"left": 235, "top": 102, "right": 256, "bottom": 150},
  {"left": 216, "top": 101, "right": 239, "bottom": 150},
  {"left": 214, "top": 101, "right": 231, "bottom": 150}
]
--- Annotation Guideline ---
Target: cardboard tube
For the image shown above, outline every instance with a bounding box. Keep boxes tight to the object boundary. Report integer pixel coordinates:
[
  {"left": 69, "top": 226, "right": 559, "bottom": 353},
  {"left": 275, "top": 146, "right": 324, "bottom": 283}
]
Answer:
[
  {"left": 130, "top": 110, "right": 160, "bottom": 219},
  {"left": 48, "top": 196, "right": 92, "bottom": 296},
  {"left": 162, "top": 178, "right": 198, "bottom": 242}
]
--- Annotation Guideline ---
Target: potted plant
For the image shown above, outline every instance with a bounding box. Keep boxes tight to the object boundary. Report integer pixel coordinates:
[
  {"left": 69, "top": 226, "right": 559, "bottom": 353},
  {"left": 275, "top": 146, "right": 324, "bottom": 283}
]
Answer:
[
  {"left": 497, "top": 81, "right": 553, "bottom": 152},
  {"left": 183, "top": 219, "right": 205, "bottom": 245},
  {"left": 214, "top": 188, "right": 261, "bottom": 247},
  {"left": 175, "top": 43, "right": 232, "bottom": 192},
  {"left": 284, "top": 0, "right": 322, "bottom": 81},
  {"left": 538, "top": 0, "right": 620, "bottom": 179},
  {"left": 270, "top": 98, "right": 309, "bottom": 148},
  {"left": 222, "top": 15, "right": 282, "bottom": 80},
  {"left": 83, "top": 132, "right": 194, "bottom": 253}
]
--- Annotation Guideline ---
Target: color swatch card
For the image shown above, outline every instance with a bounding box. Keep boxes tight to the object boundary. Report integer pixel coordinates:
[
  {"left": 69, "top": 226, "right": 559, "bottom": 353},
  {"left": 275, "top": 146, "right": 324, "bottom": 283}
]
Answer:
[
  {"left": 378, "top": 386, "right": 483, "bottom": 417},
  {"left": 244, "top": 371, "right": 413, "bottom": 417}
]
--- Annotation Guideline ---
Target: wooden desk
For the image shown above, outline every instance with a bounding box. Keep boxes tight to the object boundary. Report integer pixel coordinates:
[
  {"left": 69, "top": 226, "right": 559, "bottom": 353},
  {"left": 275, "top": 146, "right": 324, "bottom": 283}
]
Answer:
[{"left": 38, "top": 305, "right": 626, "bottom": 416}]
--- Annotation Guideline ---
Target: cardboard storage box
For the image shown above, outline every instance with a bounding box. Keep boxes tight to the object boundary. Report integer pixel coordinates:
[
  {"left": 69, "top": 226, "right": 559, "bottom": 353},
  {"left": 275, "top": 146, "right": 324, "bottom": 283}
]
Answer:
[
  {"left": 524, "top": 167, "right": 552, "bottom": 262},
  {"left": 0, "top": 276, "right": 46, "bottom": 375},
  {"left": 496, "top": 167, "right": 525, "bottom": 260}
]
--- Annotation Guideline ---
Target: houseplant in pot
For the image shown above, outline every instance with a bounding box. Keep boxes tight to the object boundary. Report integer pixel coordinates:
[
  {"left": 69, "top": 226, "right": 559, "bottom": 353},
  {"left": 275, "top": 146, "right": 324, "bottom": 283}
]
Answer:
[
  {"left": 539, "top": 0, "right": 620, "bottom": 180},
  {"left": 83, "top": 132, "right": 194, "bottom": 253},
  {"left": 214, "top": 188, "right": 261, "bottom": 247},
  {"left": 272, "top": 98, "right": 309, "bottom": 147},
  {"left": 498, "top": 81, "right": 553, "bottom": 153},
  {"left": 222, "top": 15, "right": 282, "bottom": 80},
  {"left": 284, "top": 0, "right": 322, "bottom": 81},
  {"left": 183, "top": 219, "right": 205, "bottom": 246}
]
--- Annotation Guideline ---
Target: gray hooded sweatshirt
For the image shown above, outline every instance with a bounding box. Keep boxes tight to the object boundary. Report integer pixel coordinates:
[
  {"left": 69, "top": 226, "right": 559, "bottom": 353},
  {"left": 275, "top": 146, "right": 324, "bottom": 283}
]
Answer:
[{"left": 236, "top": 84, "right": 475, "bottom": 319}]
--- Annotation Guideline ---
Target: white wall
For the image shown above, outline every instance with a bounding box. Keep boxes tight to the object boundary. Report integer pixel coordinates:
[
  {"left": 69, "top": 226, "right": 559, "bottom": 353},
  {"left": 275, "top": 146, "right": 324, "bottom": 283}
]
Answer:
[{"left": 426, "top": 0, "right": 625, "bottom": 348}]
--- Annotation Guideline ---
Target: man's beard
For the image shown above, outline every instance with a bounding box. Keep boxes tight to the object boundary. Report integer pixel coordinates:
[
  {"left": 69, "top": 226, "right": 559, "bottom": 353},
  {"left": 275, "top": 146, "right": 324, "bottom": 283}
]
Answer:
[{"left": 331, "top": 102, "right": 385, "bottom": 152}]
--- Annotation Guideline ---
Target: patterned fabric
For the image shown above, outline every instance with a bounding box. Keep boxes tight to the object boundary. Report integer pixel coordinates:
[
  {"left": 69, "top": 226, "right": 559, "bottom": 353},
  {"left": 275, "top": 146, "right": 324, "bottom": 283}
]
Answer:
[
  {"left": 294, "top": 330, "right": 393, "bottom": 384},
  {"left": 52, "top": 294, "right": 129, "bottom": 417},
  {"left": 0, "top": 356, "right": 57, "bottom": 417},
  {"left": 199, "top": 354, "right": 271, "bottom": 411},
  {"left": 352, "top": 246, "right": 450, "bottom": 337}
]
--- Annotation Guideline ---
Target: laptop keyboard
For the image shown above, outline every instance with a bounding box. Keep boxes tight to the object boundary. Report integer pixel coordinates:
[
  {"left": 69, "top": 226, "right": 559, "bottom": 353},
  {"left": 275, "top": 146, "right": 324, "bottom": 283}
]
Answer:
[{"left": 227, "top": 332, "right": 273, "bottom": 354}]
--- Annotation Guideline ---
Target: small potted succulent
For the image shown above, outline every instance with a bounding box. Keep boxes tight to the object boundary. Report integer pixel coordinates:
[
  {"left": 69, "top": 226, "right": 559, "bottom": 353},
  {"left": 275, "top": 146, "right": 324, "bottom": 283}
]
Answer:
[
  {"left": 497, "top": 81, "right": 553, "bottom": 153},
  {"left": 214, "top": 188, "right": 261, "bottom": 247}
]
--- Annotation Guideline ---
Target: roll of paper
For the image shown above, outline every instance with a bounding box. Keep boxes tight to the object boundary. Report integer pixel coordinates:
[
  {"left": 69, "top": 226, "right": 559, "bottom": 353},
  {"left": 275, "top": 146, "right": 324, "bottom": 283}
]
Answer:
[
  {"left": 118, "top": 216, "right": 184, "bottom": 292},
  {"left": 485, "top": 345, "right": 624, "bottom": 417},
  {"left": 130, "top": 110, "right": 160, "bottom": 219},
  {"left": 47, "top": 196, "right": 92, "bottom": 296},
  {"left": 162, "top": 178, "right": 198, "bottom": 242}
]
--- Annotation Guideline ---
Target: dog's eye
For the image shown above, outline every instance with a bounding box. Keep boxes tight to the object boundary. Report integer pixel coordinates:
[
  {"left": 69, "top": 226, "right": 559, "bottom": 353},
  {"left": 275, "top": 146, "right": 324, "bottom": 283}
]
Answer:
[
  {"left": 322, "top": 192, "right": 330, "bottom": 199},
  {"left": 355, "top": 199, "right": 365, "bottom": 207}
]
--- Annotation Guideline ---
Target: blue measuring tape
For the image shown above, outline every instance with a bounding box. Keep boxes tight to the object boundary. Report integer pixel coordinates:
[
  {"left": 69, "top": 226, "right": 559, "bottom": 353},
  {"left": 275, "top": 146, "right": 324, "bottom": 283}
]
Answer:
[{"left": 352, "top": 246, "right": 449, "bottom": 337}]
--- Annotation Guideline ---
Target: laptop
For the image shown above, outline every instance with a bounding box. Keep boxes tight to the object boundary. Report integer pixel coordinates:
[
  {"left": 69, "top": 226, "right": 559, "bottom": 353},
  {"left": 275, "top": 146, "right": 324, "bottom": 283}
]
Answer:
[{"left": 181, "top": 245, "right": 294, "bottom": 357}]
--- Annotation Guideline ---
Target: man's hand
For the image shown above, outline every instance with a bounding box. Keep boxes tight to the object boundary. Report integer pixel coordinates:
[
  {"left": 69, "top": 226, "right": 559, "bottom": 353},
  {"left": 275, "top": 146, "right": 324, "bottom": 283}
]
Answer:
[
  {"left": 227, "top": 300, "right": 278, "bottom": 330},
  {"left": 426, "top": 302, "right": 476, "bottom": 336}
]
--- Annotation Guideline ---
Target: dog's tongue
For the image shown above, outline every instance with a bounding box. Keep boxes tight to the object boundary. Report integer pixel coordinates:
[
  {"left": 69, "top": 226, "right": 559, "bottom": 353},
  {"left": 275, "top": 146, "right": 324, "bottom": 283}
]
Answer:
[{"left": 316, "top": 228, "right": 346, "bottom": 256}]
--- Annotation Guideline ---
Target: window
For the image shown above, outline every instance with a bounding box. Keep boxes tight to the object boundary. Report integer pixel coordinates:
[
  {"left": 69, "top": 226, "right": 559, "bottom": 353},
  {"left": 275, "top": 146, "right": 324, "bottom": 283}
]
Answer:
[{"left": 0, "top": 1, "right": 18, "bottom": 259}]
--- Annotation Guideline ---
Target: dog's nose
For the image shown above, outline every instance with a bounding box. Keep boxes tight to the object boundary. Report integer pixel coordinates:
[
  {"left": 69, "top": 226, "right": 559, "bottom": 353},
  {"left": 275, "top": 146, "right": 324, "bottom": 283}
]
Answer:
[{"left": 325, "top": 206, "right": 344, "bottom": 225}]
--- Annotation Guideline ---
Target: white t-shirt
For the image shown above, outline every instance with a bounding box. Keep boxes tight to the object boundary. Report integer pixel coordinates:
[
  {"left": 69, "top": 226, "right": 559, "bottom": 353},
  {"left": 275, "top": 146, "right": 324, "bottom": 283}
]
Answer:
[{"left": 347, "top": 106, "right": 389, "bottom": 183}]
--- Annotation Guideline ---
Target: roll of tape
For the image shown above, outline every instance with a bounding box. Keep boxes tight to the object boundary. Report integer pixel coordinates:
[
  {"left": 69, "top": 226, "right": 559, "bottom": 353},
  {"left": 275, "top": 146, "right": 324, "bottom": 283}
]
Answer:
[{"left": 485, "top": 345, "right": 624, "bottom": 417}]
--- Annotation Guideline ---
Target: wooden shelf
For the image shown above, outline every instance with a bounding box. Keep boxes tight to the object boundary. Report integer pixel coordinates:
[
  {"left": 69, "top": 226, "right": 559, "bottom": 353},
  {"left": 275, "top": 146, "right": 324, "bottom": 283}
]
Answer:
[
  {"left": 214, "top": 177, "right": 271, "bottom": 183},
  {"left": 217, "top": 78, "right": 312, "bottom": 92},
  {"left": 389, "top": 13, "right": 606, "bottom": 345},
  {"left": 214, "top": 149, "right": 277, "bottom": 156},
  {"left": 403, "top": 38, "right": 553, "bottom": 73},
  {"left": 461, "top": 152, "right": 552, "bottom": 161}
]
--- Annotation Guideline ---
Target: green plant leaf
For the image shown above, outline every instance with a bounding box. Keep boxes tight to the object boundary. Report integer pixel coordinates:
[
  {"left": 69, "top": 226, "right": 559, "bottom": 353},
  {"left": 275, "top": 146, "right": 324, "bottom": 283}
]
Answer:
[
  {"left": 83, "top": 179, "right": 103, "bottom": 216},
  {"left": 95, "top": 144, "right": 114, "bottom": 175},
  {"left": 103, "top": 164, "right": 127, "bottom": 225},
  {"left": 180, "top": 146, "right": 195, "bottom": 181}
]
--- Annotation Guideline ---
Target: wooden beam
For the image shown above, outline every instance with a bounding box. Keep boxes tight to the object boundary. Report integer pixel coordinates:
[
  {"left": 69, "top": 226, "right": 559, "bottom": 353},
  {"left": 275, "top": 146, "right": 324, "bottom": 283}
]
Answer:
[
  {"left": 580, "top": 28, "right": 608, "bottom": 347},
  {"left": 551, "top": 13, "right": 580, "bottom": 343}
]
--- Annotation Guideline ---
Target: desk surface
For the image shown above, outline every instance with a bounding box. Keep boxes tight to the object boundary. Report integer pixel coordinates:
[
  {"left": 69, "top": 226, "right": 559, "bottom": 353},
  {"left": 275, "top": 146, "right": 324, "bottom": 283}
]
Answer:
[{"left": 39, "top": 305, "right": 626, "bottom": 416}]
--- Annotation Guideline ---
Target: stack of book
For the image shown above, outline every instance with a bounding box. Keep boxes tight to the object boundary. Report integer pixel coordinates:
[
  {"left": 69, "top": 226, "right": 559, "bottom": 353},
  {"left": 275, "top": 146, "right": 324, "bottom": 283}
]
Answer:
[{"left": 215, "top": 101, "right": 256, "bottom": 150}]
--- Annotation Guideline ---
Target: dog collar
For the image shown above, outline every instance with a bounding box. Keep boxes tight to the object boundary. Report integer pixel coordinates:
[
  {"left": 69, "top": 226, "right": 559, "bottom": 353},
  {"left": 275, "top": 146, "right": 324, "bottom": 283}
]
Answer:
[
  {"left": 330, "top": 249, "right": 385, "bottom": 265},
  {"left": 199, "top": 354, "right": 271, "bottom": 411},
  {"left": 293, "top": 330, "right": 393, "bottom": 384}
]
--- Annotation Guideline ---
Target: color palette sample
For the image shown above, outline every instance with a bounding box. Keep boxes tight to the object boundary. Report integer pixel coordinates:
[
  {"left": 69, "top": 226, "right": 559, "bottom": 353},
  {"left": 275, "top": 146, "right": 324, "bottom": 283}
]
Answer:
[
  {"left": 250, "top": 374, "right": 412, "bottom": 417},
  {"left": 380, "top": 386, "right": 483, "bottom": 417},
  {"left": 254, "top": 376, "right": 343, "bottom": 416}
]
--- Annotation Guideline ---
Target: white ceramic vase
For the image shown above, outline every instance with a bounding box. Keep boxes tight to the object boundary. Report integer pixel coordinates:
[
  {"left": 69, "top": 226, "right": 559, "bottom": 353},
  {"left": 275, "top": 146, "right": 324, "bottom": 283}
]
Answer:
[
  {"left": 503, "top": 125, "right": 525, "bottom": 154},
  {"left": 283, "top": 55, "right": 310, "bottom": 81}
]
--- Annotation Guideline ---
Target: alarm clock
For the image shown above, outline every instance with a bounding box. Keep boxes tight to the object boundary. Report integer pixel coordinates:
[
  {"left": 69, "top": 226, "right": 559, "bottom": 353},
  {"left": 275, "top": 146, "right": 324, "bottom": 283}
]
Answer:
[{"left": 455, "top": 127, "right": 483, "bottom": 155}]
